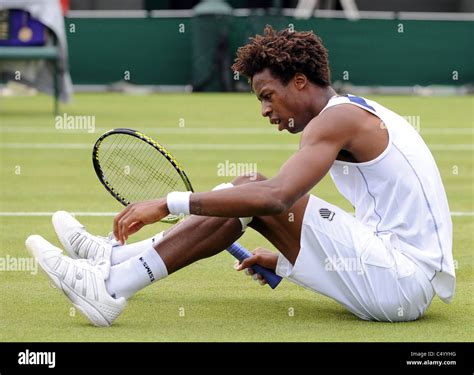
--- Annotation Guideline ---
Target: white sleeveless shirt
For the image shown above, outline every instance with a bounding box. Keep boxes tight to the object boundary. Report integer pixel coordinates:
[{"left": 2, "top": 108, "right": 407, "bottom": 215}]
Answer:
[{"left": 322, "top": 95, "right": 455, "bottom": 303}]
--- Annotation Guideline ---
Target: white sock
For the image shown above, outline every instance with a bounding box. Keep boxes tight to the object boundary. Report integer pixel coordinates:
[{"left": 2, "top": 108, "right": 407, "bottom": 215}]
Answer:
[
  {"left": 111, "top": 231, "right": 164, "bottom": 265},
  {"left": 105, "top": 246, "right": 168, "bottom": 299}
]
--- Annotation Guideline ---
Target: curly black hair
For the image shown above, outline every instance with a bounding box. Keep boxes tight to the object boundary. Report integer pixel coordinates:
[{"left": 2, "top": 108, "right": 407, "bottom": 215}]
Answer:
[{"left": 232, "top": 25, "right": 331, "bottom": 87}]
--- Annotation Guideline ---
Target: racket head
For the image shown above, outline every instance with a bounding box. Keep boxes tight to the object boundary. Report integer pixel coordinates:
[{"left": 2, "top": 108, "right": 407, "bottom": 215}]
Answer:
[{"left": 92, "top": 128, "right": 193, "bottom": 223}]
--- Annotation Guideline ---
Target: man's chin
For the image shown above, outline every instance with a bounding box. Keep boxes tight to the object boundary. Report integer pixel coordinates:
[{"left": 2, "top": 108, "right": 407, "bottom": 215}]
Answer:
[
  {"left": 278, "top": 123, "right": 296, "bottom": 133},
  {"left": 276, "top": 121, "right": 301, "bottom": 133},
  {"left": 286, "top": 126, "right": 301, "bottom": 134}
]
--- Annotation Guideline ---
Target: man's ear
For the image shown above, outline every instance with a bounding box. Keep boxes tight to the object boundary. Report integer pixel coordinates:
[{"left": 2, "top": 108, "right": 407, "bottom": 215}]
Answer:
[{"left": 293, "top": 73, "right": 308, "bottom": 90}]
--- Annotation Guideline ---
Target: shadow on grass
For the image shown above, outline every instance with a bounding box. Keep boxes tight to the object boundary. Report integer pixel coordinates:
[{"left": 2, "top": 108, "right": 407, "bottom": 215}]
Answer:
[
  {"left": 38, "top": 288, "right": 449, "bottom": 335},
  {"left": 132, "top": 292, "right": 362, "bottom": 323}
]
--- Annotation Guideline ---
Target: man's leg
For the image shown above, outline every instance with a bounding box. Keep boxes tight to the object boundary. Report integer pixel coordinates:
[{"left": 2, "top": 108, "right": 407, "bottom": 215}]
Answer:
[
  {"left": 153, "top": 215, "right": 244, "bottom": 274},
  {"left": 54, "top": 173, "right": 307, "bottom": 272},
  {"left": 155, "top": 173, "right": 308, "bottom": 273},
  {"left": 105, "top": 173, "right": 309, "bottom": 299},
  {"left": 28, "top": 173, "right": 310, "bottom": 326}
]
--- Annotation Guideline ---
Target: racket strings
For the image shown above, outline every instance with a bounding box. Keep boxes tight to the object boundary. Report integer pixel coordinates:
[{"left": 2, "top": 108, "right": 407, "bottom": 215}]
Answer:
[
  {"left": 97, "top": 134, "right": 187, "bottom": 203},
  {"left": 106, "top": 146, "right": 178, "bottom": 201},
  {"left": 105, "top": 136, "right": 151, "bottom": 197}
]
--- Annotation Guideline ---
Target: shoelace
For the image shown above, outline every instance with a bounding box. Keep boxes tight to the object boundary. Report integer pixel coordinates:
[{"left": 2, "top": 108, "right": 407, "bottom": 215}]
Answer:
[
  {"left": 103, "top": 232, "right": 120, "bottom": 246},
  {"left": 97, "top": 232, "right": 120, "bottom": 247}
]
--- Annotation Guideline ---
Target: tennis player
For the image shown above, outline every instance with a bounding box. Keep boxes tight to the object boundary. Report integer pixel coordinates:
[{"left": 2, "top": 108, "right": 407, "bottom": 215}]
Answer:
[{"left": 26, "top": 26, "right": 455, "bottom": 326}]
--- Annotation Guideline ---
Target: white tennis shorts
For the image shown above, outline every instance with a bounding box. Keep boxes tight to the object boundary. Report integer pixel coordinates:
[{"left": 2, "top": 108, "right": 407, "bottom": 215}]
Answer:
[{"left": 276, "top": 195, "right": 435, "bottom": 322}]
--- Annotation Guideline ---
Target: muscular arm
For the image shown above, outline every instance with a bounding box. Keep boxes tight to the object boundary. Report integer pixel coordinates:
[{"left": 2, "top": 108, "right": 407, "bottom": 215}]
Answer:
[
  {"left": 189, "top": 108, "right": 352, "bottom": 217},
  {"left": 113, "top": 106, "right": 360, "bottom": 243}
]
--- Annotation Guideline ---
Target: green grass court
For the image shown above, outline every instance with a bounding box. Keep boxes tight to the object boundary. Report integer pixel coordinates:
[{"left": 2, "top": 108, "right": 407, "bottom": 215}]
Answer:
[{"left": 0, "top": 93, "right": 473, "bottom": 341}]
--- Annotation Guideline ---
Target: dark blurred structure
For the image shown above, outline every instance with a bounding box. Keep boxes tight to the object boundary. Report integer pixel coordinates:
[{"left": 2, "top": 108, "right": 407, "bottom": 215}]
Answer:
[
  {"left": 356, "top": 0, "right": 474, "bottom": 12},
  {"left": 69, "top": 0, "right": 474, "bottom": 12},
  {"left": 0, "top": 0, "right": 73, "bottom": 111},
  {"left": 60, "top": 0, "right": 473, "bottom": 92},
  {"left": 69, "top": 1, "right": 296, "bottom": 11},
  {"left": 191, "top": 0, "right": 233, "bottom": 92}
]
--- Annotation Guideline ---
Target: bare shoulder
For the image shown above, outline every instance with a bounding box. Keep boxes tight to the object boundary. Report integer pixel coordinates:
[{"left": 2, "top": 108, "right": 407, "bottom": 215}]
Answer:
[{"left": 301, "top": 103, "right": 370, "bottom": 148}]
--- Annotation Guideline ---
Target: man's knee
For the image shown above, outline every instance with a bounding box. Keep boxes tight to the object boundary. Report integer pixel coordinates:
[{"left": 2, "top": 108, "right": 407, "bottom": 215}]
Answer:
[
  {"left": 211, "top": 174, "right": 264, "bottom": 232},
  {"left": 232, "top": 172, "right": 267, "bottom": 186}
]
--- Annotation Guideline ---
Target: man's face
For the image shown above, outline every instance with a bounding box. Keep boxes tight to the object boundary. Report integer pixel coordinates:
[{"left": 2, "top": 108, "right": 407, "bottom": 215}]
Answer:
[{"left": 251, "top": 68, "right": 310, "bottom": 133}]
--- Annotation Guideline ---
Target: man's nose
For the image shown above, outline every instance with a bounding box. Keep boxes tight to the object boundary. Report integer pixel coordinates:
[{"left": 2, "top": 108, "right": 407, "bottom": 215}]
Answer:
[{"left": 261, "top": 103, "right": 271, "bottom": 117}]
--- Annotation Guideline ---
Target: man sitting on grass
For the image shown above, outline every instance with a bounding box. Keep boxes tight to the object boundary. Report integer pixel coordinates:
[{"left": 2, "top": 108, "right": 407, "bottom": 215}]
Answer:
[{"left": 26, "top": 26, "right": 455, "bottom": 326}]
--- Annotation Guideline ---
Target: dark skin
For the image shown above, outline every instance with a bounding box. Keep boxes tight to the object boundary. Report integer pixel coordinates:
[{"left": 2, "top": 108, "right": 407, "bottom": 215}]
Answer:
[{"left": 113, "top": 68, "right": 388, "bottom": 281}]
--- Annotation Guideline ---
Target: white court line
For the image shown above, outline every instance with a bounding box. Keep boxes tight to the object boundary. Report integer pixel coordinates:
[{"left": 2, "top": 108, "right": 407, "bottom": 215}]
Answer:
[
  {"left": 421, "top": 128, "right": 474, "bottom": 135},
  {"left": 0, "top": 212, "right": 117, "bottom": 217},
  {"left": 1, "top": 126, "right": 473, "bottom": 135},
  {"left": 0, "top": 143, "right": 473, "bottom": 151},
  {"left": 0, "top": 212, "right": 472, "bottom": 217},
  {"left": 1, "top": 127, "right": 276, "bottom": 134},
  {"left": 451, "top": 212, "right": 474, "bottom": 217},
  {"left": 0, "top": 143, "right": 296, "bottom": 150}
]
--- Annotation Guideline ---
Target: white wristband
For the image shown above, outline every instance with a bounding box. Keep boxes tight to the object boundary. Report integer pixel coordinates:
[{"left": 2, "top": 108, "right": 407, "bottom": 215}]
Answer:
[{"left": 167, "top": 191, "right": 192, "bottom": 216}]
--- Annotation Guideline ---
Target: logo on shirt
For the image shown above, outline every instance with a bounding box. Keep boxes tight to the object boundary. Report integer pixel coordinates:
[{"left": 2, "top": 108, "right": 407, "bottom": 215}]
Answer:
[{"left": 319, "top": 208, "right": 335, "bottom": 221}]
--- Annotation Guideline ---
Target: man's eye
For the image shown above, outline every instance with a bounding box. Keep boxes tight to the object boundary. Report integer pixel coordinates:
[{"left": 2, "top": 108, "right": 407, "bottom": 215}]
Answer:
[{"left": 258, "top": 93, "right": 272, "bottom": 101}]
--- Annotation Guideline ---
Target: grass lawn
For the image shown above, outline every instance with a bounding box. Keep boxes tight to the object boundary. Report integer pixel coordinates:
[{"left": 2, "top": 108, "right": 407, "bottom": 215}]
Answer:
[{"left": 0, "top": 93, "right": 472, "bottom": 341}]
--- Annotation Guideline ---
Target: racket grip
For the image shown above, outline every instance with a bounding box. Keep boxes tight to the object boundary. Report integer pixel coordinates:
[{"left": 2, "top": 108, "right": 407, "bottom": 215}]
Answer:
[{"left": 227, "top": 242, "right": 282, "bottom": 289}]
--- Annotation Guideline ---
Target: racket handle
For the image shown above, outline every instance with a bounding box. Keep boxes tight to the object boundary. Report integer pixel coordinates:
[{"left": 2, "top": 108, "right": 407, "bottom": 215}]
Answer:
[{"left": 227, "top": 242, "right": 282, "bottom": 289}]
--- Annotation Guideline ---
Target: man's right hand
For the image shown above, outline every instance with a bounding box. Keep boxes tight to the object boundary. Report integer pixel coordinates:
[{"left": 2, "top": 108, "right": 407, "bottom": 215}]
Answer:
[{"left": 234, "top": 247, "right": 279, "bottom": 286}]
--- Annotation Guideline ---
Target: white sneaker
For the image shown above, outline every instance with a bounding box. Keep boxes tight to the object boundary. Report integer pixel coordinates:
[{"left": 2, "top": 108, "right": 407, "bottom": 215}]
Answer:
[
  {"left": 25, "top": 235, "right": 127, "bottom": 327},
  {"left": 52, "top": 211, "right": 115, "bottom": 262}
]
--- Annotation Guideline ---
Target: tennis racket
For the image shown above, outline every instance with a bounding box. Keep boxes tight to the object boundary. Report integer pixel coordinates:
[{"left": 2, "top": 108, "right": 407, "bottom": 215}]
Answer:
[{"left": 92, "top": 128, "right": 282, "bottom": 289}]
